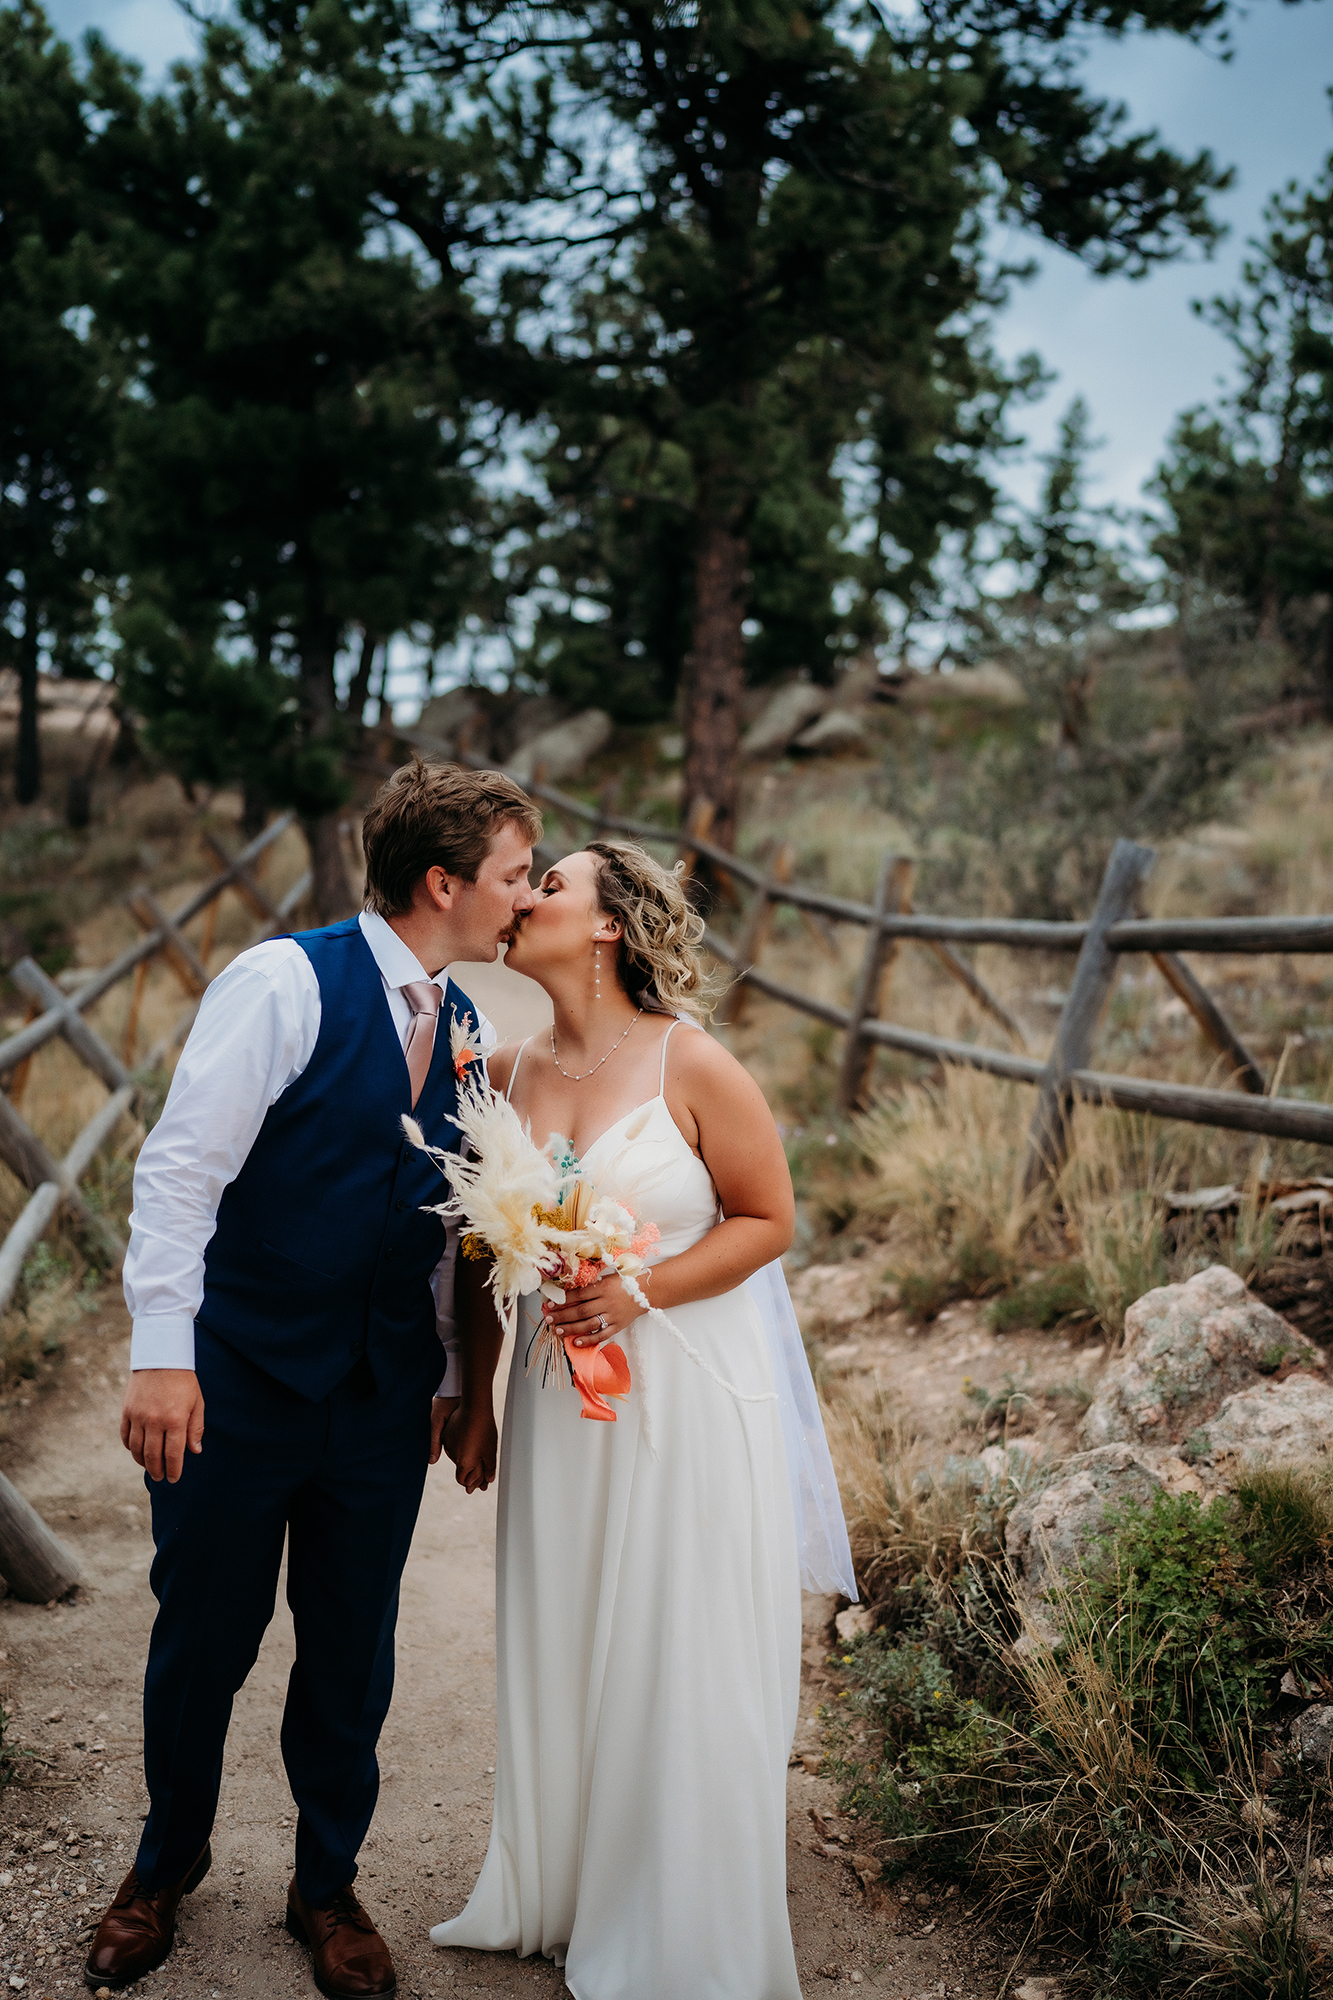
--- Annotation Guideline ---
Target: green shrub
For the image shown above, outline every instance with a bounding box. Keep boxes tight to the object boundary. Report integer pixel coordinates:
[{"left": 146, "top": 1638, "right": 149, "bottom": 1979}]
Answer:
[
  {"left": 988, "top": 1260, "right": 1092, "bottom": 1333},
  {"left": 828, "top": 1637, "right": 1004, "bottom": 1864},
  {"left": 897, "top": 1235, "right": 1012, "bottom": 1321},
  {"left": 1071, "top": 1483, "right": 1333, "bottom": 1782}
]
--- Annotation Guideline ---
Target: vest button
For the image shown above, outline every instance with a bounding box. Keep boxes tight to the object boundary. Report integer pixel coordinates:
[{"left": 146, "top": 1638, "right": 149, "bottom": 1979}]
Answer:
[{"left": 395, "top": 1198, "right": 407, "bottom": 1213}]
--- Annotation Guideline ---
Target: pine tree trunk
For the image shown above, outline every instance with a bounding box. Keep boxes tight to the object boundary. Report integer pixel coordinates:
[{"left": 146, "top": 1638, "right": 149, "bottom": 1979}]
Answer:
[
  {"left": 343, "top": 626, "right": 380, "bottom": 723},
  {"left": 241, "top": 776, "right": 269, "bottom": 839},
  {"left": 303, "top": 810, "right": 355, "bottom": 923},
  {"left": 298, "top": 598, "right": 355, "bottom": 924},
  {"left": 16, "top": 596, "right": 41, "bottom": 807},
  {"left": 681, "top": 516, "right": 749, "bottom": 852}
]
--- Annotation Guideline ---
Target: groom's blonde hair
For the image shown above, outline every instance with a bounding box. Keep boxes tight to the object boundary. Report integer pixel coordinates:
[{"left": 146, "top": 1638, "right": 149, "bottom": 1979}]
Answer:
[
  {"left": 586, "top": 840, "right": 717, "bottom": 1021},
  {"left": 362, "top": 760, "right": 542, "bottom": 915}
]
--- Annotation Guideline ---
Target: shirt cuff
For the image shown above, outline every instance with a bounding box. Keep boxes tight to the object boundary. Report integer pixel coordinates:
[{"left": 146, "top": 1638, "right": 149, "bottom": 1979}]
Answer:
[
  {"left": 130, "top": 1314, "right": 197, "bottom": 1371},
  {"left": 435, "top": 1351, "right": 462, "bottom": 1400}
]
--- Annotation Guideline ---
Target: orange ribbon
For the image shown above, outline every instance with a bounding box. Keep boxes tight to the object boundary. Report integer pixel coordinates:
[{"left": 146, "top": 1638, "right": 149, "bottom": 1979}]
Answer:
[{"left": 562, "top": 1334, "right": 631, "bottom": 1422}]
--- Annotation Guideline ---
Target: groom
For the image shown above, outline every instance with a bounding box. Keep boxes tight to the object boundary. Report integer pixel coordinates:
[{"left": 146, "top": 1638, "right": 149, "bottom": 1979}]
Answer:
[{"left": 86, "top": 761, "right": 540, "bottom": 1997}]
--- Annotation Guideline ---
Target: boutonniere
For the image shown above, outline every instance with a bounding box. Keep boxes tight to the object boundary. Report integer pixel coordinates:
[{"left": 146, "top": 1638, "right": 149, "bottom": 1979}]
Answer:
[{"left": 449, "top": 1010, "right": 486, "bottom": 1083}]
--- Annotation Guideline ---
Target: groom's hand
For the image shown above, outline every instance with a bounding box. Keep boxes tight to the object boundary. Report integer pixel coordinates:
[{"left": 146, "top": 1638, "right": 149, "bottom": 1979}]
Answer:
[
  {"left": 121, "top": 1369, "right": 205, "bottom": 1484},
  {"left": 430, "top": 1395, "right": 459, "bottom": 1466},
  {"left": 443, "top": 1401, "right": 498, "bottom": 1495}
]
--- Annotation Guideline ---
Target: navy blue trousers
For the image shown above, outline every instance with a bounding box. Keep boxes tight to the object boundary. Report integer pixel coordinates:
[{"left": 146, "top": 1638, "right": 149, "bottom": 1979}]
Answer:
[{"left": 136, "top": 1324, "right": 434, "bottom": 1903}]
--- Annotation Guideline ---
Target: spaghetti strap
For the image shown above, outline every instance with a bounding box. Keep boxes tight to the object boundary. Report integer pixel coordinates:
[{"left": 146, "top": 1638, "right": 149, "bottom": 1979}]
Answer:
[
  {"left": 658, "top": 1017, "right": 680, "bottom": 1096},
  {"left": 505, "top": 1037, "right": 532, "bottom": 1103}
]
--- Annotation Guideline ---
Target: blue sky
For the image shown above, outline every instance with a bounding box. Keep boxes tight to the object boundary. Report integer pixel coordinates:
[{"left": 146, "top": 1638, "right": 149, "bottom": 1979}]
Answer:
[{"left": 44, "top": 0, "right": 1333, "bottom": 521}]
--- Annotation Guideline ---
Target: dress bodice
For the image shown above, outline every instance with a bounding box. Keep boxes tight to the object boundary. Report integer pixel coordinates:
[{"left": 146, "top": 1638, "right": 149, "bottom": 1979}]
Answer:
[
  {"left": 505, "top": 1020, "right": 720, "bottom": 1262},
  {"left": 578, "top": 1095, "right": 720, "bottom": 1260}
]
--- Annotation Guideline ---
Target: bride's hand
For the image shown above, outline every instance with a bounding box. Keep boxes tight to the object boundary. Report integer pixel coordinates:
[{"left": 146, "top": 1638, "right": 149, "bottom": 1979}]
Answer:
[{"left": 543, "top": 1270, "right": 649, "bottom": 1349}]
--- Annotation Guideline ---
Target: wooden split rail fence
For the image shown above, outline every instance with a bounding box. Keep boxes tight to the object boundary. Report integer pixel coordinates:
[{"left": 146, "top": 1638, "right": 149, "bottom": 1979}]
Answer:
[
  {"left": 509, "top": 771, "right": 1333, "bottom": 1185},
  {"left": 0, "top": 812, "right": 311, "bottom": 1602},
  {"left": 4, "top": 737, "right": 1331, "bottom": 1597}
]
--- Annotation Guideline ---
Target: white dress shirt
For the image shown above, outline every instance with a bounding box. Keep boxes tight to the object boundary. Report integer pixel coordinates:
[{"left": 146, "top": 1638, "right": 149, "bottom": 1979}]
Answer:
[{"left": 124, "top": 908, "right": 494, "bottom": 1397}]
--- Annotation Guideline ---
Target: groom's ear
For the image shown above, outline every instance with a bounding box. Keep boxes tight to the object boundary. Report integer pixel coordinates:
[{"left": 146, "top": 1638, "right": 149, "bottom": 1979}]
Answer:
[{"left": 420, "top": 865, "right": 461, "bottom": 912}]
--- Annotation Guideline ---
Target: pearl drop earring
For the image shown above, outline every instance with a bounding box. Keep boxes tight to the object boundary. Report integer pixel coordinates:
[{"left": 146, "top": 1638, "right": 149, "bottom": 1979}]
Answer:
[{"left": 594, "top": 942, "right": 602, "bottom": 1001}]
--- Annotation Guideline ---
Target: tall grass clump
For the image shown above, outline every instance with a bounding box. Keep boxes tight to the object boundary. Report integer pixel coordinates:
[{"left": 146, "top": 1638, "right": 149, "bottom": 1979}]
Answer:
[
  {"left": 825, "top": 1392, "right": 1043, "bottom": 1601},
  {"left": 857, "top": 1068, "right": 1043, "bottom": 1315}
]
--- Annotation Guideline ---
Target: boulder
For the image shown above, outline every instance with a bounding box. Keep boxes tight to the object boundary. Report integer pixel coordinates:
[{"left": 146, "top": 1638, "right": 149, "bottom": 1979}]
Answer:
[
  {"left": 1193, "top": 1374, "right": 1333, "bottom": 1470},
  {"left": 509, "top": 694, "right": 570, "bottom": 749},
  {"left": 788, "top": 1262, "right": 876, "bottom": 1331},
  {"left": 741, "top": 682, "right": 828, "bottom": 759},
  {"left": 1005, "top": 1443, "right": 1200, "bottom": 1605},
  {"left": 416, "top": 686, "right": 482, "bottom": 743},
  {"left": 792, "top": 709, "right": 870, "bottom": 755},
  {"left": 889, "top": 663, "right": 1027, "bottom": 710},
  {"left": 1293, "top": 1705, "right": 1333, "bottom": 1771},
  {"left": 1080, "top": 1265, "right": 1323, "bottom": 1451},
  {"left": 508, "top": 709, "right": 613, "bottom": 786}
]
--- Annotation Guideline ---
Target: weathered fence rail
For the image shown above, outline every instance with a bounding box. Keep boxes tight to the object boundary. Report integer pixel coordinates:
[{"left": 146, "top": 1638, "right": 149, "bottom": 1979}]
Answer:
[
  {"left": 0, "top": 810, "right": 310, "bottom": 1601},
  {"left": 492, "top": 762, "right": 1333, "bottom": 1179}
]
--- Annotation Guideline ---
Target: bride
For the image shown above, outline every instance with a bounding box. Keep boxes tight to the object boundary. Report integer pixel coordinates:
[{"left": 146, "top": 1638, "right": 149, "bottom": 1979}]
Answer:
[{"left": 431, "top": 839, "right": 853, "bottom": 2000}]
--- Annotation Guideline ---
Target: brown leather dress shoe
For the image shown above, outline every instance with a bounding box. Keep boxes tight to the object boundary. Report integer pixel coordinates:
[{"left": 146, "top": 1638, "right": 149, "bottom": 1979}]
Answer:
[
  {"left": 286, "top": 1879, "right": 397, "bottom": 1999},
  {"left": 83, "top": 1843, "right": 211, "bottom": 1991}
]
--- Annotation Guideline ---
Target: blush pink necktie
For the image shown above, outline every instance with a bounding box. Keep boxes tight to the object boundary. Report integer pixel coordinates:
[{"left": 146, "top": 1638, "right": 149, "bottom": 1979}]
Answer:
[{"left": 401, "top": 980, "right": 443, "bottom": 1109}]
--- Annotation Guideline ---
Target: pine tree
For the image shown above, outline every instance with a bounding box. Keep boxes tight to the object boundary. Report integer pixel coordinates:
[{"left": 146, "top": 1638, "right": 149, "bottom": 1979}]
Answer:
[
  {"left": 90, "top": 1, "right": 506, "bottom": 914},
  {"left": 1150, "top": 153, "right": 1333, "bottom": 708},
  {"left": 0, "top": 3, "right": 120, "bottom": 808},
  {"left": 410, "top": 0, "right": 1233, "bottom": 847}
]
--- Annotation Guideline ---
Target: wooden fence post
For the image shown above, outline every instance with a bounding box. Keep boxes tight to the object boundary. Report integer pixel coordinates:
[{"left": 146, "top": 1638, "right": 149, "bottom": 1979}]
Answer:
[
  {"left": 0, "top": 1469, "right": 80, "bottom": 1601},
  {"left": 719, "top": 843, "right": 794, "bottom": 1027},
  {"left": 126, "top": 890, "right": 210, "bottom": 998},
  {"left": 678, "top": 799, "right": 716, "bottom": 887},
  {"left": 1149, "top": 950, "right": 1266, "bottom": 1094},
  {"left": 0, "top": 1093, "right": 126, "bottom": 1264},
  {"left": 123, "top": 959, "right": 149, "bottom": 1064},
  {"left": 836, "top": 853, "right": 916, "bottom": 1114},
  {"left": 10, "top": 960, "right": 129, "bottom": 1093},
  {"left": 1021, "top": 838, "right": 1157, "bottom": 1194}
]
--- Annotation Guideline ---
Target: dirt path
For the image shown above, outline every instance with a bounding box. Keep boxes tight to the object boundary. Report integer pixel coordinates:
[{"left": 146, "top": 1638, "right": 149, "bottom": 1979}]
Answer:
[
  {"left": 0, "top": 961, "right": 1034, "bottom": 2000},
  {"left": 0, "top": 1294, "right": 1026, "bottom": 2000}
]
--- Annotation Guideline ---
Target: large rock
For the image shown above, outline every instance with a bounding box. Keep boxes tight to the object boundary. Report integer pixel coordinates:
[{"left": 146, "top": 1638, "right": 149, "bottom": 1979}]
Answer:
[
  {"left": 890, "top": 663, "right": 1027, "bottom": 710},
  {"left": 788, "top": 1262, "right": 877, "bottom": 1331},
  {"left": 1195, "top": 1374, "right": 1333, "bottom": 1470},
  {"left": 792, "top": 709, "right": 869, "bottom": 755},
  {"left": 1293, "top": 1705, "right": 1333, "bottom": 1771},
  {"left": 416, "top": 686, "right": 482, "bottom": 743},
  {"left": 741, "top": 682, "right": 828, "bottom": 759},
  {"left": 1080, "top": 1265, "right": 1324, "bottom": 1451},
  {"left": 1005, "top": 1443, "right": 1200, "bottom": 1604},
  {"left": 509, "top": 709, "right": 613, "bottom": 786}
]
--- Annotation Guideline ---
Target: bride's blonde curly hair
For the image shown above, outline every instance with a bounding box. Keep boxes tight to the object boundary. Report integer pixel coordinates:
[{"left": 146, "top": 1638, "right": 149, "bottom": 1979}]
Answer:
[{"left": 586, "top": 839, "right": 717, "bottom": 1021}]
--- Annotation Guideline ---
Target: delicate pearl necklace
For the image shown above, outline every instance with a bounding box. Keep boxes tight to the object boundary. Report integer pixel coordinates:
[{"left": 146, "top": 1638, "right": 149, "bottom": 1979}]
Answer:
[{"left": 550, "top": 1010, "right": 642, "bottom": 1083}]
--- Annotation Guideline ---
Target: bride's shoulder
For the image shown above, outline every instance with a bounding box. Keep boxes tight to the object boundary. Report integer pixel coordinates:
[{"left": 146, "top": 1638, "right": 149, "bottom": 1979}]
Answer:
[{"left": 665, "top": 1018, "right": 746, "bottom": 1088}]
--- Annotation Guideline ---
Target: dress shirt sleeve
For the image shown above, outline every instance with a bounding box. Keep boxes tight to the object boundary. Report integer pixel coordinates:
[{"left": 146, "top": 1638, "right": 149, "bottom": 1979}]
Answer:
[
  {"left": 124, "top": 942, "right": 320, "bottom": 1371},
  {"left": 430, "top": 1001, "right": 494, "bottom": 1399},
  {"left": 431, "top": 1240, "right": 462, "bottom": 1400}
]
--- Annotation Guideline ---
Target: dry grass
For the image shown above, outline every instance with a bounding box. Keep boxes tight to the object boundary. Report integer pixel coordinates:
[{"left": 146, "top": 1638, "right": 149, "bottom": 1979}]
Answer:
[
  {"left": 823, "top": 1387, "right": 1048, "bottom": 1601},
  {"left": 968, "top": 1595, "right": 1190, "bottom": 1944}
]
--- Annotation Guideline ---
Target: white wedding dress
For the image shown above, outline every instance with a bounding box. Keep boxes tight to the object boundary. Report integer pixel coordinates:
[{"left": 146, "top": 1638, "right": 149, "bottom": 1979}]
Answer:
[{"left": 431, "top": 1023, "right": 803, "bottom": 1999}]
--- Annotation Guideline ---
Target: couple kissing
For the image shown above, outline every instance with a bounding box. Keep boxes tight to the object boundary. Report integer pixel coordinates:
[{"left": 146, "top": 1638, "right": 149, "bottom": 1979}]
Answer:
[{"left": 89, "top": 758, "right": 855, "bottom": 2000}]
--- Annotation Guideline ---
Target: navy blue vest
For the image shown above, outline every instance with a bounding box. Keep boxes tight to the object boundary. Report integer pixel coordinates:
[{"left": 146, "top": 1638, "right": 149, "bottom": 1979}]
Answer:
[{"left": 197, "top": 918, "right": 475, "bottom": 1401}]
